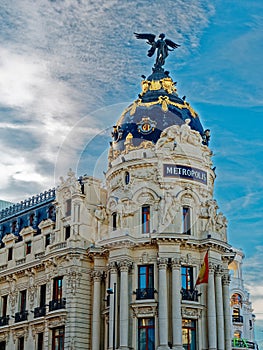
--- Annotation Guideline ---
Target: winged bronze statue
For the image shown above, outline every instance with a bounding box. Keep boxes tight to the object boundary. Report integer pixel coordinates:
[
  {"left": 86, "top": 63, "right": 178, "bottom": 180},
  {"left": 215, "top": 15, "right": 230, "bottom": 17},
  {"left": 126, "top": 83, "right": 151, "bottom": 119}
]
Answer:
[{"left": 134, "top": 32, "right": 180, "bottom": 68}]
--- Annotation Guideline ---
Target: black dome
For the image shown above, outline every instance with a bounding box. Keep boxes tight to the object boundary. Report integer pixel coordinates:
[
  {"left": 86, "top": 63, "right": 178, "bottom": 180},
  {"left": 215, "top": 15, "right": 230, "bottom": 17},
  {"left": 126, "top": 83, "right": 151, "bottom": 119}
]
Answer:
[{"left": 111, "top": 68, "right": 204, "bottom": 152}]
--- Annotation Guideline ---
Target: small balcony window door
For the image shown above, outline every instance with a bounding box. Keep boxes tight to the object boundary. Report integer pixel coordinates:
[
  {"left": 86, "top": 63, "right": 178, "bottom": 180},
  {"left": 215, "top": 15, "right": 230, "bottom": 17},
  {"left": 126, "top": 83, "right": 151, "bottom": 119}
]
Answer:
[
  {"left": 182, "top": 319, "right": 196, "bottom": 350},
  {"left": 65, "top": 199, "right": 71, "bottom": 217},
  {"left": 52, "top": 326, "right": 65, "bottom": 350},
  {"left": 8, "top": 247, "right": 13, "bottom": 261},
  {"left": 53, "top": 277, "right": 63, "bottom": 301},
  {"left": 19, "top": 290, "right": 27, "bottom": 313},
  {"left": 40, "top": 284, "right": 46, "bottom": 308},
  {"left": 1, "top": 295, "right": 8, "bottom": 318},
  {"left": 142, "top": 205, "right": 150, "bottom": 234},
  {"left": 65, "top": 226, "right": 70, "bottom": 240},
  {"left": 37, "top": 332, "right": 44, "bottom": 350},
  {"left": 137, "top": 265, "right": 154, "bottom": 299},
  {"left": 18, "top": 337, "right": 24, "bottom": 350},
  {"left": 138, "top": 318, "right": 155, "bottom": 350},
  {"left": 181, "top": 266, "right": 194, "bottom": 291}
]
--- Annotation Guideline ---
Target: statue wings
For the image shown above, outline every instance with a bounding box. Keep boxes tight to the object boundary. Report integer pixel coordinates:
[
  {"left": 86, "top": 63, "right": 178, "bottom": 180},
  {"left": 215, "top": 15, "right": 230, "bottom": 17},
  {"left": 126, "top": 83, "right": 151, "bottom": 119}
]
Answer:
[{"left": 134, "top": 32, "right": 180, "bottom": 57}]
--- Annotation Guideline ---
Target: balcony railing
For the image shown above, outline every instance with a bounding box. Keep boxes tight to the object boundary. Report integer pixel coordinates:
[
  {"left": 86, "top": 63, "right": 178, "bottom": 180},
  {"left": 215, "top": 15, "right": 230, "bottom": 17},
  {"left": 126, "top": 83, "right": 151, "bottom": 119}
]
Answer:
[
  {"left": 49, "top": 298, "right": 66, "bottom": 312},
  {"left": 136, "top": 288, "right": 155, "bottom": 300},
  {"left": 232, "top": 338, "right": 257, "bottom": 349},
  {"left": 181, "top": 288, "right": 200, "bottom": 302},
  {"left": 0, "top": 315, "right": 9, "bottom": 326},
  {"left": 34, "top": 306, "right": 46, "bottom": 318},
  {"left": 15, "top": 310, "right": 28, "bottom": 323},
  {"left": 232, "top": 315, "right": 244, "bottom": 323}
]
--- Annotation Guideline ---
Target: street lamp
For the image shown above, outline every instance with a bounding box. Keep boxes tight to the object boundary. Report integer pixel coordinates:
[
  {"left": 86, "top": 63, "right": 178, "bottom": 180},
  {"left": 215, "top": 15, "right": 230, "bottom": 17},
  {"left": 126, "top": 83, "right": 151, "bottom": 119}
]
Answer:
[{"left": 107, "top": 282, "right": 116, "bottom": 350}]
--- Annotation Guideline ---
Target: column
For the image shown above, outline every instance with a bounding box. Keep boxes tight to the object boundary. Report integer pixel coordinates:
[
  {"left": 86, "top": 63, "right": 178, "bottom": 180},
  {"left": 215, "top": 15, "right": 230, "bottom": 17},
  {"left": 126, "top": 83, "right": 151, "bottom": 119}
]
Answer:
[
  {"left": 207, "top": 264, "right": 217, "bottom": 350},
  {"left": 109, "top": 262, "right": 118, "bottom": 350},
  {"left": 92, "top": 270, "right": 102, "bottom": 350},
  {"left": 222, "top": 273, "right": 232, "bottom": 350},
  {"left": 215, "top": 266, "right": 225, "bottom": 350},
  {"left": 171, "top": 258, "right": 183, "bottom": 350},
  {"left": 157, "top": 258, "right": 169, "bottom": 350},
  {"left": 119, "top": 260, "right": 131, "bottom": 350}
]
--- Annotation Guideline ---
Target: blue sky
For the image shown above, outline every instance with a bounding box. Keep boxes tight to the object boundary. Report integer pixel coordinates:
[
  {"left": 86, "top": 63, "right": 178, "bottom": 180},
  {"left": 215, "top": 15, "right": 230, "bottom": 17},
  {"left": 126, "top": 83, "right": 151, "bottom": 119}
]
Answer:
[{"left": 0, "top": 0, "right": 262, "bottom": 342}]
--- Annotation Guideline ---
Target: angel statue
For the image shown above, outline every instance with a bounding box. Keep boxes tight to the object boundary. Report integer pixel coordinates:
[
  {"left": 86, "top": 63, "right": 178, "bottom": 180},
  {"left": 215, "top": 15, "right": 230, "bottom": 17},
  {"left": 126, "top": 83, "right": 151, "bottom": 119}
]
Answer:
[{"left": 134, "top": 32, "right": 180, "bottom": 68}]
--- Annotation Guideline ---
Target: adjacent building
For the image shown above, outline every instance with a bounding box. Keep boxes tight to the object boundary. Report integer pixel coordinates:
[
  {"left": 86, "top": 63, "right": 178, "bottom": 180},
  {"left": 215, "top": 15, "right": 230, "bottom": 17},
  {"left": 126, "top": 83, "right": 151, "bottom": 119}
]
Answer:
[{"left": 0, "top": 58, "right": 257, "bottom": 350}]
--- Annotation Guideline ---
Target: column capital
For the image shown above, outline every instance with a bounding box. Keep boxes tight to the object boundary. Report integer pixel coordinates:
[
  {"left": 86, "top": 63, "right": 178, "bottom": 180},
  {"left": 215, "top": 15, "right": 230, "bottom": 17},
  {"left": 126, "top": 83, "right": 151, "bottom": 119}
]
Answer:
[
  {"left": 108, "top": 261, "right": 118, "bottom": 274},
  {"left": 157, "top": 257, "right": 168, "bottom": 269},
  {"left": 118, "top": 260, "right": 132, "bottom": 272},
  {"left": 91, "top": 270, "right": 103, "bottom": 282},
  {"left": 215, "top": 265, "right": 224, "bottom": 277},
  {"left": 209, "top": 262, "right": 216, "bottom": 273},
  {"left": 171, "top": 257, "right": 181, "bottom": 269}
]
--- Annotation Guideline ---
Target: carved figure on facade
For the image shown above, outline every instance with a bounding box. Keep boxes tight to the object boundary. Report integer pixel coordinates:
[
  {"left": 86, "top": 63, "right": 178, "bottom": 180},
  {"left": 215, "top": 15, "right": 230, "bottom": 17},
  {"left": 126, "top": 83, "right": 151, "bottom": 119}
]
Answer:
[
  {"left": 7, "top": 276, "right": 18, "bottom": 313},
  {"left": 133, "top": 167, "right": 157, "bottom": 181},
  {"left": 215, "top": 212, "right": 227, "bottom": 238},
  {"left": 180, "top": 119, "right": 202, "bottom": 146},
  {"left": 94, "top": 204, "right": 107, "bottom": 237},
  {"left": 156, "top": 125, "right": 180, "bottom": 151},
  {"left": 205, "top": 199, "right": 218, "bottom": 232},
  {"left": 159, "top": 192, "right": 177, "bottom": 227}
]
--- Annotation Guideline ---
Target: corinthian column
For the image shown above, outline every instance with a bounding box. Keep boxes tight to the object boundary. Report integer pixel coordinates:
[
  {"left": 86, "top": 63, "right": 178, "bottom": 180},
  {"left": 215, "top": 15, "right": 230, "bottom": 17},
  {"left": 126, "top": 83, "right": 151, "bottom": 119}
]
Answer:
[
  {"left": 119, "top": 260, "right": 131, "bottom": 350},
  {"left": 171, "top": 258, "right": 183, "bottom": 350},
  {"left": 222, "top": 273, "right": 232, "bottom": 350},
  {"left": 207, "top": 264, "right": 217, "bottom": 350},
  {"left": 215, "top": 266, "right": 225, "bottom": 350},
  {"left": 109, "top": 262, "right": 118, "bottom": 350},
  {"left": 92, "top": 270, "right": 102, "bottom": 350},
  {"left": 157, "top": 257, "right": 169, "bottom": 350}
]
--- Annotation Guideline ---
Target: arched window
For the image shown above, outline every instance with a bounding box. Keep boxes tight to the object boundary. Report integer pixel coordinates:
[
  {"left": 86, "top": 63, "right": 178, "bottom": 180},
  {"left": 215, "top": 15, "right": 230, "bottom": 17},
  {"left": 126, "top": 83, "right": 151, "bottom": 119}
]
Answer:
[{"left": 231, "top": 293, "right": 242, "bottom": 307}]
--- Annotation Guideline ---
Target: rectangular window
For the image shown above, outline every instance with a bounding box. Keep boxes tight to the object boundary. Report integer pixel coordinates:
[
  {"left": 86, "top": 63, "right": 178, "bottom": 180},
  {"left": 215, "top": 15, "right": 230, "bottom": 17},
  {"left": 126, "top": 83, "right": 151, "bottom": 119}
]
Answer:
[
  {"left": 65, "top": 226, "right": 70, "bottom": 240},
  {"left": 0, "top": 341, "right": 6, "bottom": 350},
  {"left": 138, "top": 318, "right": 155, "bottom": 350},
  {"left": 181, "top": 266, "right": 194, "bottom": 291},
  {"left": 52, "top": 326, "right": 65, "bottom": 350},
  {"left": 182, "top": 207, "right": 191, "bottom": 234},
  {"left": 182, "top": 319, "right": 196, "bottom": 350},
  {"left": 65, "top": 199, "right": 71, "bottom": 217},
  {"left": 20, "top": 290, "right": 27, "bottom": 312},
  {"left": 26, "top": 241, "right": 32, "bottom": 255},
  {"left": 142, "top": 206, "right": 150, "bottom": 234},
  {"left": 1, "top": 295, "right": 8, "bottom": 317},
  {"left": 37, "top": 332, "right": 44, "bottom": 350},
  {"left": 40, "top": 284, "right": 46, "bottom": 307},
  {"left": 8, "top": 247, "right": 13, "bottom": 261},
  {"left": 53, "top": 277, "right": 63, "bottom": 300},
  {"left": 137, "top": 265, "right": 154, "bottom": 299},
  {"left": 17, "top": 337, "right": 24, "bottom": 350}
]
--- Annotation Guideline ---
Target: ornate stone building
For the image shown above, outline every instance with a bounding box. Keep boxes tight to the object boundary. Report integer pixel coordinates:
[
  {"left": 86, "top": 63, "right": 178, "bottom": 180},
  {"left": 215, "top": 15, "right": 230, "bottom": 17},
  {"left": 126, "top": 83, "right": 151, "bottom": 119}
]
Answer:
[{"left": 0, "top": 54, "right": 257, "bottom": 350}]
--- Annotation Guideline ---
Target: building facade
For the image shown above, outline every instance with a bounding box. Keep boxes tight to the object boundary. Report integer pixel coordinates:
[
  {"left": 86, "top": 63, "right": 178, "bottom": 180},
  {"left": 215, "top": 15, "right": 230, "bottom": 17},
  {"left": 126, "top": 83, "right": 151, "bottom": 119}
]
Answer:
[{"left": 0, "top": 62, "right": 257, "bottom": 350}]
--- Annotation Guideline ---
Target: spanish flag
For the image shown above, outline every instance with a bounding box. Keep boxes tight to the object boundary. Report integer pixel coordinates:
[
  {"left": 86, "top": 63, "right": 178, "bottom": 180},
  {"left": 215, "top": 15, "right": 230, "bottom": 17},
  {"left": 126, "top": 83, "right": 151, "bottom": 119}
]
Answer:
[{"left": 196, "top": 250, "right": 209, "bottom": 285}]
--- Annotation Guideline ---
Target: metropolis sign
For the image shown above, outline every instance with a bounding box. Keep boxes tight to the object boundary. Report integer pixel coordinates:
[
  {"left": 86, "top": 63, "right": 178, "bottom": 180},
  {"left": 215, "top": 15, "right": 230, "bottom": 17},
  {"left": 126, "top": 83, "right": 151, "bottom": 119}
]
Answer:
[{"left": 163, "top": 164, "right": 207, "bottom": 185}]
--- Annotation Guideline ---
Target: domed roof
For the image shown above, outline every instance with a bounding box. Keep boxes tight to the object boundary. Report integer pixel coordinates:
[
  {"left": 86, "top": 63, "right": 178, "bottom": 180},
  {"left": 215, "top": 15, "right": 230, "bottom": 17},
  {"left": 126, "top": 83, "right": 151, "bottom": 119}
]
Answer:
[{"left": 111, "top": 67, "right": 205, "bottom": 152}]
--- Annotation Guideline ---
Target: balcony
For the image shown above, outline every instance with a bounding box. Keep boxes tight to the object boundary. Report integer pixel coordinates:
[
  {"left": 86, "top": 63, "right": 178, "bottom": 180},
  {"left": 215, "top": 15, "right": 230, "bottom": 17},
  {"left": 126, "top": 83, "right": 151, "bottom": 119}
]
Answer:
[
  {"left": 232, "top": 315, "right": 244, "bottom": 324},
  {"left": 15, "top": 310, "right": 28, "bottom": 323},
  {"left": 0, "top": 315, "right": 9, "bottom": 326},
  {"left": 49, "top": 298, "right": 66, "bottom": 312},
  {"left": 34, "top": 306, "right": 46, "bottom": 318},
  {"left": 136, "top": 288, "right": 155, "bottom": 300},
  {"left": 232, "top": 338, "right": 257, "bottom": 349},
  {"left": 181, "top": 288, "right": 200, "bottom": 302}
]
